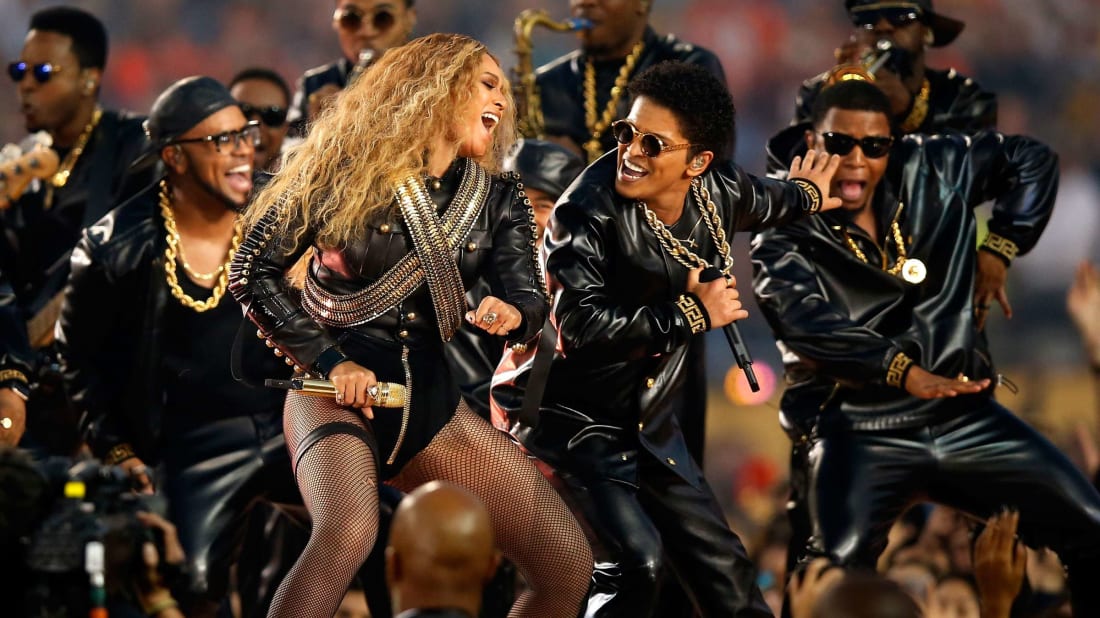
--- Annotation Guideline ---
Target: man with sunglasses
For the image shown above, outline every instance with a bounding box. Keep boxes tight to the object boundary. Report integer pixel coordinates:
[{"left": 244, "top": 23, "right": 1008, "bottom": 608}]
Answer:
[
  {"left": 230, "top": 67, "right": 291, "bottom": 173},
  {"left": 57, "top": 76, "right": 301, "bottom": 618},
  {"left": 753, "top": 80, "right": 1100, "bottom": 615},
  {"left": 493, "top": 61, "right": 840, "bottom": 617},
  {"left": 794, "top": 0, "right": 995, "bottom": 137},
  {"left": 287, "top": 0, "right": 416, "bottom": 136},
  {"left": 0, "top": 6, "right": 153, "bottom": 456}
]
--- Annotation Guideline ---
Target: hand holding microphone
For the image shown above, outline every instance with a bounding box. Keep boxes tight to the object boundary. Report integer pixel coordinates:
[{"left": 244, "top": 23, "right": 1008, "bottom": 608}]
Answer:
[{"left": 686, "top": 266, "right": 760, "bottom": 392}]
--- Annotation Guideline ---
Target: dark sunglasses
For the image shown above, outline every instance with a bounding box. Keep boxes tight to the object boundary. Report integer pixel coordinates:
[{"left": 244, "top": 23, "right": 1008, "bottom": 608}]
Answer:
[
  {"left": 334, "top": 5, "right": 397, "bottom": 32},
  {"left": 850, "top": 7, "right": 923, "bottom": 29},
  {"left": 611, "top": 119, "right": 695, "bottom": 158},
  {"left": 170, "top": 122, "right": 261, "bottom": 153},
  {"left": 239, "top": 103, "right": 288, "bottom": 127},
  {"left": 7, "top": 61, "right": 64, "bottom": 84},
  {"left": 820, "top": 132, "right": 894, "bottom": 158}
]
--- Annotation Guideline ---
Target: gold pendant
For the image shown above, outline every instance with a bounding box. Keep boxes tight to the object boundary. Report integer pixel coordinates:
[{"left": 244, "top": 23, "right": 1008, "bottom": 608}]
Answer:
[{"left": 901, "top": 258, "right": 926, "bottom": 284}]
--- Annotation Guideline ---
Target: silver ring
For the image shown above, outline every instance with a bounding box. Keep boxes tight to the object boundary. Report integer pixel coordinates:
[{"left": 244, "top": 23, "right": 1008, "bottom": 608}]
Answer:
[
  {"left": 368, "top": 385, "right": 378, "bottom": 399},
  {"left": 481, "top": 312, "right": 498, "bottom": 325}
]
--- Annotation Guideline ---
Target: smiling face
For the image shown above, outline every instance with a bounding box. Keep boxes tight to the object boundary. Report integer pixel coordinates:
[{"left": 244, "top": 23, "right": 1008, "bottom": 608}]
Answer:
[
  {"left": 166, "top": 106, "right": 255, "bottom": 210},
  {"left": 455, "top": 54, "right": 506, "bottom": 160},
  {"left": 614, "top": 96, "right": 702, "bottom": 212},
  {"left": 807, "top": 107, "right": 891, "bottom": 213}
]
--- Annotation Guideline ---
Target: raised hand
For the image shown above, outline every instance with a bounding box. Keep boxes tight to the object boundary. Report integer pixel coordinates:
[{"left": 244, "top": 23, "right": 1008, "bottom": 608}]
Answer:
[{"left": 789, "top": 149, "right": 842, "bottom": 212}]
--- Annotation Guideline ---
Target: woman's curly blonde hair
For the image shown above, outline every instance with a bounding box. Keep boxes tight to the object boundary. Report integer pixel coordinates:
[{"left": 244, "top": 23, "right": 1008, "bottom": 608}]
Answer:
[{"left": 245, "top": 33, "right": 516, "bottom": 250}]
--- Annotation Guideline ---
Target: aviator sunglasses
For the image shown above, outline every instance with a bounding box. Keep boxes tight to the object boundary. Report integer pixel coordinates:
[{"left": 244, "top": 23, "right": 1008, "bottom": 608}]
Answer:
[
  {"left": 334, "top": 5, "right": 397, "bottom": 32},
  {"left": 7, "top": 61, "right": 64, "bottom": 84},
  {"left": 850, "top": 6, "right": 922, "bottom": 29},
  {"left": 820, "top": 132, "right": 894, "bottom": 158},
  {"left": 239, "top": 103, "right": 288, "bottom": 127},
  {"left": 611, "top": 119, "right": 696, "bottom": 158}
]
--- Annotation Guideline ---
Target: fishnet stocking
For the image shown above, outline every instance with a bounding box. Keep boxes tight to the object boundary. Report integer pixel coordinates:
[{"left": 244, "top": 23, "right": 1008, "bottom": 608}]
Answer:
[
  {"left": 268, "top": 394, "right": 380, "bottom": 618},
  {"left": 390, "top": 403, "right": 593, "bottom": 618}
]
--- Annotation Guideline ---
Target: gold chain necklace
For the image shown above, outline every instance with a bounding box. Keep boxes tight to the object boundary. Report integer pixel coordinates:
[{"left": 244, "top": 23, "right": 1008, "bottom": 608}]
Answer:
[
  {"left": 44, "top": 107, "right": 103, "bottom": 209},
  {"left": 51, "top": 107, "right": 102, "bottom": 188},
  {"left": 159, "top": 180, "right": 242, "bottom": 311},
  {"left": 899, "top": 78, "right": 930, "bottom": 133},
  {"left": 583, "top": 41, "right": 645, "bottom": 164},
  {"left": 637, "top": 178, "right": 733, "bottom": 275},
  {"left": 842, "top": 202, "right": 926, "bottom": 284}
]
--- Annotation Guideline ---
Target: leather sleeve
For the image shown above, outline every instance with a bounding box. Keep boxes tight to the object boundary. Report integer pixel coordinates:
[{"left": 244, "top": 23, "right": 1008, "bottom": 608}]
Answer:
[
  {"left": 751, "top": 224, "right": 906, "bottom": 385},
  {"left": 483, "top": 177, "right": 547, "bottom": 342},
  {"left": 228, "top": 201, "right": 345, "bottom": 377},
  {"left": 936, "top": 79, "right": 997, "bottom": 134},
  {"left": 57, "top": 232, "right": 133, "bottom": 457},
  {"left": 792, "top": 76, "right": 824, "bottom": 126},
  {"left": 710, "top": 161, "right": 820, "bottom": 232},
  {"left": 545, "top": 185, "right": 695, "bottom": 363},
  {"left": 0, "top": 268, "right": 33, "bottom": 385},
  {"left": 927, "top": 131, "right": 1058, "bottom": 255}
]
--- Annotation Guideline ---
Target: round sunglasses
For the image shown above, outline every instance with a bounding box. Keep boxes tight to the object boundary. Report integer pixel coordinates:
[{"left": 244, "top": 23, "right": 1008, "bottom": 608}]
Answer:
[
  {"left": 8, "top": 61, "right": 63, "bottom": 84},
  {"left": 333, "top": 5, "right": 397, "bottom": 32},
  {"left": 239, "top": 103, "right": 288, "bottom": 128},
  {"left": 611, "top": 119, "right": 696, "bottom": 158},
  {"left": 820, "top": 132, "right": 894, "bottom": 158}
]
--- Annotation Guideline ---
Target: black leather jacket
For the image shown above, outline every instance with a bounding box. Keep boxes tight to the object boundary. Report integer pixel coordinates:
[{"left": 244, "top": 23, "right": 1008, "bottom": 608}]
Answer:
[
  {"left": 752, "top": 130, "right": 1057, "bottom": 432},
  {"left": 493, "top": 153, "right": 820, "bottom": 486},
  {"left": 229, "top": 159, "right": 545, "bottom": 378},
  {"left": 536, "top": 27, "right": 725, "bottom": 155},
  {"left": 793, "top": 67, "right": 997, "bottom": 135},
  {"left": 0, "top": 110, "right": 150, "bottom": 384}
]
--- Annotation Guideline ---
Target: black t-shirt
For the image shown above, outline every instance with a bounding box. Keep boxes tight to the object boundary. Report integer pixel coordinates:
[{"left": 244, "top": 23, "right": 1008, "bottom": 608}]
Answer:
[{"left": 160, "top": 274, "right": 288, "bottom": 422}]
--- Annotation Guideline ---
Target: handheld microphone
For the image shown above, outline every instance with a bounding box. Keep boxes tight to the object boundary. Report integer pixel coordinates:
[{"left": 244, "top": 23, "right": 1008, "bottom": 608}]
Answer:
[{"left": 699, "top": 267, "right": 760, "bottom": 392}]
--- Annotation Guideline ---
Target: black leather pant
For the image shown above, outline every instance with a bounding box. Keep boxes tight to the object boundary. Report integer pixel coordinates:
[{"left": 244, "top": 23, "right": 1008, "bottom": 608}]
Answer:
[
  {"left": 159, "top": 411, "right": 300, "bottom": 613},
  {"left": 804, "top": 398, "right": 1100, "bottom": 615},
  {"left": 564, "top": 448, "right": 771, "bottom": 618}
]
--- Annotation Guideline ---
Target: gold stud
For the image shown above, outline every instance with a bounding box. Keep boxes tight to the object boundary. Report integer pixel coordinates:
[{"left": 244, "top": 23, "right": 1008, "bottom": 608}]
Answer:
[
  {"left": 466, "top": 241, "right": 478, "bottom": 252},
  {"left": 645, "top": 377, "right": 655, "bottom": 389},
  {"left": 666, "top": 457, "right": 676, "bottom": 466},
  {"left": 380, "top": 223, "right": 392, "bottom": 234}
]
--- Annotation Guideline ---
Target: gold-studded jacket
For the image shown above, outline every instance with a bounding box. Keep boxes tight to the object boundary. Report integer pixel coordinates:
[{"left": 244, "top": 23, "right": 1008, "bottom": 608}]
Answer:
[
  {"left": 752, "top": 130, "right": 1058, "bottom": 432},
  {"left": 229, "top": 159, "right": 547, "bottom": 380}
]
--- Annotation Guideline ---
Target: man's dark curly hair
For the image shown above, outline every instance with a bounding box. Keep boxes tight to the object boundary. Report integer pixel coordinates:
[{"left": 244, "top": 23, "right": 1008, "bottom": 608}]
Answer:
[
  {"left": 810, "top": 80, "right": 892, "bottom": 129},
  {"left": 627, "top": 61, "right": 735, "bottom": 162},
  {"left": 29, "top": 6, "right": 108, "bottom": 70}
]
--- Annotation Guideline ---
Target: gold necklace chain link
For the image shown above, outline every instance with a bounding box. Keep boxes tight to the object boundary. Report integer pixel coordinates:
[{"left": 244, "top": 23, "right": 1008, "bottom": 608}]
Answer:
[
  {"left": 583, "top": 41, "right": 645, "bottom": 163},
  {"left": 638, "top": 178, "right": 733, "bottom": 275},
  {"left": 159, "top": 180, "right": 241, "bottom": 312},
  {"left": 51, "top": 107, "right": 103, "bottom": 188},
  {"left": 843, "top": 203, "right": 908, "bottom": 275}
]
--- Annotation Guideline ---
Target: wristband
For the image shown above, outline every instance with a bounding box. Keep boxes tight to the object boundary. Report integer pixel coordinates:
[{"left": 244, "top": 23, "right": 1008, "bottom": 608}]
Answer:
[
  {"left": 104, "top": 443, "right": 137, "bottom": 466},
  {"left": 791, "top": 178, "right": 823, "bottom": 214},
  {"left": 675, "top": 293, "right": 711, "bottom": 334},
  {"left": 979, "top": 233, "right": 1019, "bottom": 267},
  {"left": 886, "top": 352, "right": 915, "bottom": 389}
]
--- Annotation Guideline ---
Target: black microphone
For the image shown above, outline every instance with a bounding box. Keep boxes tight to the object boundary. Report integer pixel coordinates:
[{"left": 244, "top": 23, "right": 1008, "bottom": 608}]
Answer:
[{"left": 699, "top": 267, "right": 759, "bottom": 392}]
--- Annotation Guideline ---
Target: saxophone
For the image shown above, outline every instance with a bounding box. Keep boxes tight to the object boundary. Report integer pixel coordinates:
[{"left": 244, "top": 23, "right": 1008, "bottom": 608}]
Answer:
[{"left": 512, "top": 9, "right": 591, "bottom": 138}]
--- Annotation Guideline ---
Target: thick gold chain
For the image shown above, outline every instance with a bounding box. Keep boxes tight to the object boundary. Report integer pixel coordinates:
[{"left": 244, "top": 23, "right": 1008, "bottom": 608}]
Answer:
[
  {"left": 159, "top": 180, "right": 241, "bottom": 312},
  {"left": 51, "top": 107, "right": 102, "bottom": 188},
  {"left": 843, "top": 203, "right": 908, "bottom": 274},
  {"left": 637, "top": 178, "right": 733, "bottom": 275},
  {"left": 583, "top": 41, "right": 645, "bottom": 163}
]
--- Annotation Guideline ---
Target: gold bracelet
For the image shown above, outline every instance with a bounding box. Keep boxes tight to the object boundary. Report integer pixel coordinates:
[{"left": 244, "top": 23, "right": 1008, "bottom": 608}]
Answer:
[
  {"left": 980, "top": 233, "right": 1019, "bottom": 265},
  {"left": 886, "top": 352, "right": 914, "bottom": 389}
]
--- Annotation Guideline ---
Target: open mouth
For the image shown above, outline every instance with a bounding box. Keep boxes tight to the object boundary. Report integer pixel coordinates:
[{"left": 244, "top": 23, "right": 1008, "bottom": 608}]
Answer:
[
  {"left": 618, "top": 157, "right": 648, "bottom": 182},
  {"left": 226, "top": 164, "right": 253, "bottom": 193},
  {"left": 836, "top": 180, "right": 866, "bottom": 202},
  {"left": 481, "top": 112, "right": 499, "bottom": 132}
]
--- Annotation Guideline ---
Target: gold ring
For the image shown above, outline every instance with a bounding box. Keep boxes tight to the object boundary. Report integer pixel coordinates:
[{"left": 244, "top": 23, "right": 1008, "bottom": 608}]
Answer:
[{"left": 482, "top": 312, "right": 498, "bottom": 325}]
